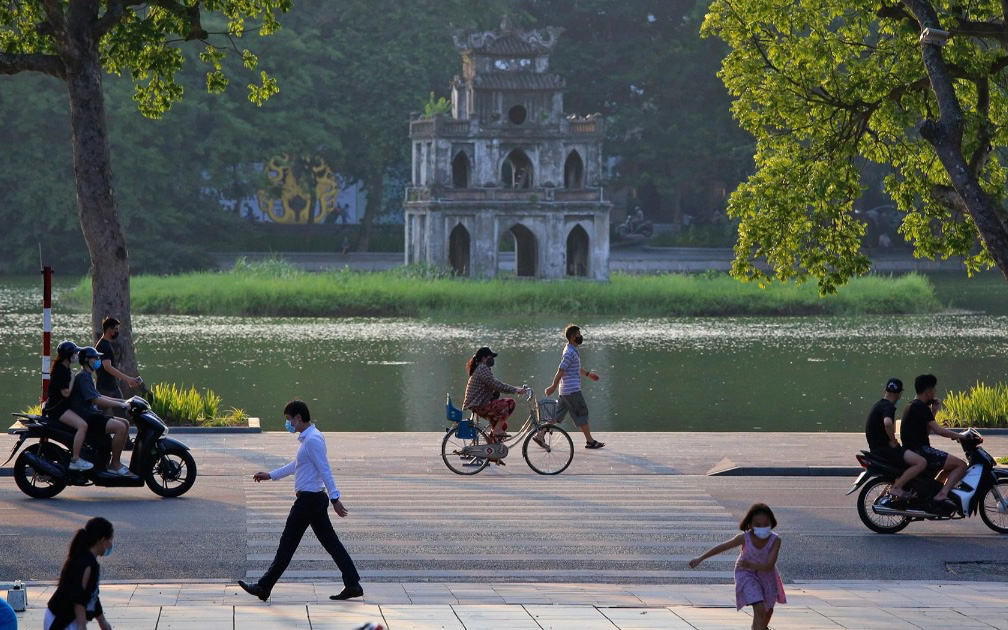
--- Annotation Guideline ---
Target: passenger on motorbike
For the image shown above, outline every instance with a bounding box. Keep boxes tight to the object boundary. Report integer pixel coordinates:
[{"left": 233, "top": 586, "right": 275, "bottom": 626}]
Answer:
[
  {"left": 901, "top": 374, "right": 967, "bottom": 507},
  {"left": 69, "top": 346, "right": 135, "bottom": 477},
  {"left": 864, "top": 378, "right": 925, "bottom": 499},
  {"left": 43, "top": 340, "right": 94, "bottom": 472},
  {"left": 463, "top": 347, "right": 529, "bottom": 439}
]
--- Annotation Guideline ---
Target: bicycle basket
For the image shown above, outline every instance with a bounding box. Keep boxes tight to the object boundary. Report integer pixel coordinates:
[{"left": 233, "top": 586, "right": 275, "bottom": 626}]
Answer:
[{"left": 537, "top": 398, "right": 559, "bottom": 423}]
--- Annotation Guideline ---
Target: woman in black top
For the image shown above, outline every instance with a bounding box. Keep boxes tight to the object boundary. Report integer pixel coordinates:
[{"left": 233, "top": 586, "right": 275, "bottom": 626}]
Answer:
[
  {"left": 45, "top": 517, "right": 115, "bottom": 630},
  {"left": 44, "top": 340, "right": 93, "bottom": 471}
]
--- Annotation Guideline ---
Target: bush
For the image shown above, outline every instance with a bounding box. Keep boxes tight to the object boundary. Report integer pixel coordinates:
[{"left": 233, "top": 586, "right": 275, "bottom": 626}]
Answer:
[
  {"left": 937, "top": 382, "right": 1008, "bottom": 428},
  {"left": 148, "top": 382, "right": 246, "bottom": 427}
]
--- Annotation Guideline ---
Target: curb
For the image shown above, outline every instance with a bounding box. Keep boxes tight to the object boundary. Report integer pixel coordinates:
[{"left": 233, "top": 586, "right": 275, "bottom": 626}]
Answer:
[{"left": 708, "top": 466, "right": 862, "bottom": 477}]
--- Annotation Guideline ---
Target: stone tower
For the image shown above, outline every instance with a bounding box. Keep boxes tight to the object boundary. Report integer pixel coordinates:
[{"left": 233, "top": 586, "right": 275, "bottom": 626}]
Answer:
[{"left": 404, "top": 21, "right": 611, "bottom": 279}]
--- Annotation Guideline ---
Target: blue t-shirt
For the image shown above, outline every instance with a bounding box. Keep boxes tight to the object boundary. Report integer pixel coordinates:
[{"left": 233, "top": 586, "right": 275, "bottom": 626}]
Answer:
[{"left": 69, "top": 372, "right": 102, "bottom": 418}]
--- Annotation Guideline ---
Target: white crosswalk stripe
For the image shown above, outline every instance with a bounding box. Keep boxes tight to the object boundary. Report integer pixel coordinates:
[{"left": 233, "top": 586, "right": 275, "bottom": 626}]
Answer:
[{"left": 243, "top": 474, "right": 737, "bottom": 582}]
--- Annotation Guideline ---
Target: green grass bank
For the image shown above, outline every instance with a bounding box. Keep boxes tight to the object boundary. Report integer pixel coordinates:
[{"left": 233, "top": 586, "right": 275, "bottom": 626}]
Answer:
[{"left": 65, "top": 261, "right": 940, "bottom": 317}]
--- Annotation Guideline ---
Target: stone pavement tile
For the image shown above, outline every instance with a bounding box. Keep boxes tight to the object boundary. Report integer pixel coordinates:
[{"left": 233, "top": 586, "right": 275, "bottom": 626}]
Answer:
[
  {"left": 307, "top": 603, "right": 386, "bottom": 630},
  {"left": 176, "top": 583, "right": 228, "bottom": 604},
  {"left": 623, "top": 586, "right": 693, "bottom": 606},
  {"left": 897, "top": 609, "right": 999, "bottom": 630},
  {"left": 666, "top": 585, "right": 735, "bottom": 607},
  {"left": 360, "top": 583, "right": 412, "bottom": 604},
  {"left": 970, "top": 614, "right": 1008, "bottom": 630},
  {"left": 100, "top": 606, "right": 164, "bottom": 630},
  {"left": 234, "top": 603, "right": 310, "bottom": 629},
  {"left": 596, "top": 607, "right": 697, "bottom": 629},
  {"left": 156, "top": 605, "right": 233, "bottom": 629},
  {"left": 446, "top": 584, "right": 506, "bottom": 604},
  {"left": 265, "top": 582, "right": 321, "bottom": 603},
  {"left": 98, "top": 583, "right": 138, "bottom": 606},
  {"left": 378, "top": 604, "right": 465, "bottom": 630},
  {"left": 224, "top": 583, "right": 261, "bottom": 605},
  {"left": 451, "top": 603, "right": 541, "bottom": 629},
  {"left": 806, "top": 606, "right": 921, "bottom": 629},
  {"left": 129, "top": 584, "right": 181, "bottom": 606},
  {"left": 762, "top": 607, "right": 843, "bottom": 630},
  {"left": 669, "top": 605, "right": 753, "bottom": 630}
]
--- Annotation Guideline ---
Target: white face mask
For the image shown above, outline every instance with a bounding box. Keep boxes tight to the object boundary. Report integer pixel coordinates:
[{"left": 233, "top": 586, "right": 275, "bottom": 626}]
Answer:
[{"left": 752, "top": 526, "right": 772, "bottom": 539}]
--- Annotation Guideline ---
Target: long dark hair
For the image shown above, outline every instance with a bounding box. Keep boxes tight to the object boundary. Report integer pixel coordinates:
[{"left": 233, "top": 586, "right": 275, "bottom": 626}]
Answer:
[
  {"left": 739, "top": 503, "right": 777, "bottom": 530},
  {"left": 59, "top": 517, "right": 113, "bottom": 585},
  {"left": 466, "top": 355, "right": 478, "bottom": 376}
]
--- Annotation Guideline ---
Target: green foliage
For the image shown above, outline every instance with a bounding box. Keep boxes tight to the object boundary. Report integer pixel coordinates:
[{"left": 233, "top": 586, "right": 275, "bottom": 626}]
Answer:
[
  {"left": 148, "top": 381, "right": 245, "bottom": 427},
  {"left": 66, "top": 267, "right": 939, "bottom": 317},
  {"left": 937, "top": 382, "right": 1008, "bottom": 428},
  {"left": 20, "top": 404, "right": 42, "bottom": 416},
  {"left": 701, "top": 1, "right": 1006, "bottom": 293},
  {"left": 423, "top": 92, "right": 451, "bottom": 118}
]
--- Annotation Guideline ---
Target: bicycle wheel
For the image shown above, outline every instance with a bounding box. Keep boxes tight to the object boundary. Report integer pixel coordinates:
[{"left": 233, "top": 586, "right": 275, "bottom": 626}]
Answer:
[
  {"left": 523, "top": 425, "right": 574, "bottom": 475},
  {"left": 441, "top": 425, "right": 490, "bottom": 475}
]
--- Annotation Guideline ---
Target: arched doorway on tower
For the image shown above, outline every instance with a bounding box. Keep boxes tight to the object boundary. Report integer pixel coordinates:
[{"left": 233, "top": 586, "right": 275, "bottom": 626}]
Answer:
[
  {"left": 498, "top": 223, "right": 538, "bottom": 277},
  {"left": 448, "top": 223, "right": 470, "bottom": 276},
  {"left": 501, "top": 149, "right": 534, "bottom": 189},
  {"left": 564, "top": 150, "right": 584, "bottom": 189},
  {"left": 452, "top": 151, "right": 470, "bottom": 188},
  {"left": 566, "top": 225, "right": 589, "bottom": 277}
]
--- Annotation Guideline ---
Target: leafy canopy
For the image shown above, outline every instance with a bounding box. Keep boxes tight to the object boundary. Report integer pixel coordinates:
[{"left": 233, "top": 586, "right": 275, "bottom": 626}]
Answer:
[
  {"left": 0, "top": 1, "right": 292, "bottom": 118},
  {"left": 702, "top": 0, "right": 1006, "bottom": 292}
]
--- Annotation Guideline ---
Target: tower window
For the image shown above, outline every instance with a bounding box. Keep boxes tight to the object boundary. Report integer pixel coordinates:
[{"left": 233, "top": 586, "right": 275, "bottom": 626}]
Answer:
[{"left": 508, "top": 105, "right": 527, "bottom": 125}]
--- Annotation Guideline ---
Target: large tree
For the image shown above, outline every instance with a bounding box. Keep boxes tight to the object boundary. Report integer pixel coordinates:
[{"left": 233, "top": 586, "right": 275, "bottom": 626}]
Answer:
[
  {"left": 0, "top": 0, "right": 290, "bottom": 376},
  {"left": 703, "top": 0, "right": 1008, "bottom": 291}
]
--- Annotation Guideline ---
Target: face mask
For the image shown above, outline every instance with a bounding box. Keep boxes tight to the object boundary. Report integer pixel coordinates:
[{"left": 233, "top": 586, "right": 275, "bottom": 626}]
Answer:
[
  {"left": 112, "top": 331, "right": 119, "bottom": 340},
  {"left": 752, "top": 526, "right": 772, "bottom": 539},
  {"left": 91, "top": 359, "right": 102, "bottom": 371},
  {"left": 486, "top": 358, "right": 495, "bottom": 367},
  {"left": 285, "top": 419, "right": 296, "bottom": 433},
  {"left": 574, "top": 335, "right": 584, "bottom": 345},
  {"left": 105, "top": 542, "right": 114, "bottom": 556}
]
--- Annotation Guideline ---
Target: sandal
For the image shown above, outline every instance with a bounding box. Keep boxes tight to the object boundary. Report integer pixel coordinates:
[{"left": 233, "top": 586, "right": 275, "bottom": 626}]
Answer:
[{"left": 585, "top": 440, "right": 605, "bottom": 449}]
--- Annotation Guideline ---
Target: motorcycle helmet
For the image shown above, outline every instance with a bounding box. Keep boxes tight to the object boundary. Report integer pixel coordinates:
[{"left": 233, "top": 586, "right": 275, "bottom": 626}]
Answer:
[
  {"left": 56, "top": 340, "right": 80, "bottom": 362},
  {"left": 77, "top": 346, "right": 102, "bottom": 368}
]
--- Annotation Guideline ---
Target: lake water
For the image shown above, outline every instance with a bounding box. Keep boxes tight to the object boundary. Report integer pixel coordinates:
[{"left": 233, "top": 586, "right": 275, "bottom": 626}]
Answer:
[{"left": 2, "top": 272, "right": 1007, "bottom": 431}]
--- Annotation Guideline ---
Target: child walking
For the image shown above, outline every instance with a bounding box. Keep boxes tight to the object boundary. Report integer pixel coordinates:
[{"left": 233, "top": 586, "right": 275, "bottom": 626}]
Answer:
[{"left": 689, "top": 503, "right": 786, "bottom": 630}]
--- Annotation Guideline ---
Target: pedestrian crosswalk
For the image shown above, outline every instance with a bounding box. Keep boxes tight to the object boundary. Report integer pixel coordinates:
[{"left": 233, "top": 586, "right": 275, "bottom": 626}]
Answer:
[{"left": 243, "top": 474, "right": 738, "bottom": 583}]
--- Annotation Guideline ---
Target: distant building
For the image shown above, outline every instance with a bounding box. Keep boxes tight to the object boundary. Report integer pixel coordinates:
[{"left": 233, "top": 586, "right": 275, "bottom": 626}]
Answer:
[{"left": 404, "top": 20, "right": 611, "bottom": 279}]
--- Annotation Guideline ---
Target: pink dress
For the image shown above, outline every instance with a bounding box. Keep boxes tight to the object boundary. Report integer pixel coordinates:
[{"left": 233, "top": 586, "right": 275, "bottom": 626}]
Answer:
[{"left": 734, "top": 531, "right": 786, "bottom": 610}]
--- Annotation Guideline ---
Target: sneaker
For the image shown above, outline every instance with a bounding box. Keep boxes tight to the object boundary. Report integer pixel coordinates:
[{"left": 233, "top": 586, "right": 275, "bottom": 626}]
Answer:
[
  {"left": 68, "top": 458, "right": 94, "bottom": 471},
  {"left": 108, "top": 465, "right": 132, "bottom": 476}
]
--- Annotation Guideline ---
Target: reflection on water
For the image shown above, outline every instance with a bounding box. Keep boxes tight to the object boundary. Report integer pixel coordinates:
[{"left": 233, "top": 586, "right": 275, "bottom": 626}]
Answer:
[{"left": 2, "top": 279, "right": 1007, "bottom": 431}]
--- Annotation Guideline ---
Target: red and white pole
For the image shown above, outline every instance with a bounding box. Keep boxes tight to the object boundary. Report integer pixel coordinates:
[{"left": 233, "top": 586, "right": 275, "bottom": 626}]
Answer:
[{"left": 41, "top": 266, "right": 52, "bottom": 403}]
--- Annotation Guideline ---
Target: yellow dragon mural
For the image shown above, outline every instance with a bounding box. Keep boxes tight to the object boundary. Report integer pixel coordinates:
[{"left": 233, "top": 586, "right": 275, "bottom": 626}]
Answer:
[{"left": 256, "top": 155, "right": 341, "bottom": 224}]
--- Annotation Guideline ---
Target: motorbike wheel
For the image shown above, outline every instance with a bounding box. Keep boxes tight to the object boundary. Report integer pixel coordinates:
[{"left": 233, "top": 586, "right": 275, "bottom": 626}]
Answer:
[
  {"left": 856, "top": 477, "right": 910, "bottom": 534},
  {"left": 615, "top": 224, "right": 629, "bottom": 238},
  {"left": 145, "top": 446, "right": 197, "bottom": 497},
  {"left": 13, "top": 443, "right": 68, "bottom": 499},
  {"left": 979, "top": 479, "right": 1008, "bottom": 534},
  {"left": 640, "top": 224, "right": 654, "bottom": 238},
  {"left": 441, "top": 425, "right": 490, "bottom": 475},
  {"left": 523, "top": 425, "right": 574, "bottom": 475}
]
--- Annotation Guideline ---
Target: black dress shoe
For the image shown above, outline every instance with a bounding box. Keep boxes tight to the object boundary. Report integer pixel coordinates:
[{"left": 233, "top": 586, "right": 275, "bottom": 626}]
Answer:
[
  {"left": 238, "top": 579, "right": 269, "bottom": 601},
  {"left": 330, "top": 584, "right": 364, "bottom": 600}
]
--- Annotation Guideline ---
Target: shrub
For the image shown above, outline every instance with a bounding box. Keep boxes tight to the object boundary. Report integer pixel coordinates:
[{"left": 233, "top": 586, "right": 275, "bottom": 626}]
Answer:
[
  {"left": 148, "top": 382, "right": 245, "bottom": 427},
  {"left": 936, "top": 382, "right": 1008, "bottom": 428}
]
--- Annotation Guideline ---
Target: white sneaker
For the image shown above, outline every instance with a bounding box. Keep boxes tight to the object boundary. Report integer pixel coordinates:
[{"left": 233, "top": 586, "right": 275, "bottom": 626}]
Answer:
[
  {"left": 68, "top": 458, "right": 94, "bottom": 471},
  {"left": 108, "top": 465, "right": 132, "bottom": 476}
]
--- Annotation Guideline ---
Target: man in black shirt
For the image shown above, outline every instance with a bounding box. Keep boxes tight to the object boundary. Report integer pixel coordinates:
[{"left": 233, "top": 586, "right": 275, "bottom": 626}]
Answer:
[
  {"left": 95, "top": 316, "right": 141, "bottom": 402},
  {"left": 865, "top": 378, "right": 926, "bottom": 498},
  {"left": 901, "top": 374, "right": 967, "bottom": 505}
]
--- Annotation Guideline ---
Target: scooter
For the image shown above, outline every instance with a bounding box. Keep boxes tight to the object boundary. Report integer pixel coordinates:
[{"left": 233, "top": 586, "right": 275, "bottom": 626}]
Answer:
[
  {"left": 846, "top": 428, "right": 1008, "bottom": 533},
  {"left": 5, "top": 397, "right": 197, "bottom": 498},
  {"left": 615, "top": 217, "right": 654, "bottom": 239}
]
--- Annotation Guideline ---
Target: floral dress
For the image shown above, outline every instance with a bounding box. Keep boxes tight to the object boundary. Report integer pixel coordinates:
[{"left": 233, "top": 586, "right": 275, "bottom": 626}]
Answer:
[{"left": 734, "top": 531, "right": 786, "bottom": 610}]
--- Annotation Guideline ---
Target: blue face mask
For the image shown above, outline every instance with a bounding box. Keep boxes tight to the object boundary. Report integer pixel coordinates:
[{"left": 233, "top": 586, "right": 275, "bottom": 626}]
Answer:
[
  {"left": 91, "top": 359, "right": 102, "bottom": 371},
  {"left": 285, "top": 419, "right": 296, "bottom": 433},
  {"left": 105, "top": 542, "right": 114, "bottom": 556}
]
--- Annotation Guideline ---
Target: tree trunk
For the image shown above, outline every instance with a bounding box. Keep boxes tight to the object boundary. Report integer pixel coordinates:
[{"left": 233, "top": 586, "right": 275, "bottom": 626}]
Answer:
[
  {"left": 356, "top": 174, "right": 383, "bottom": 252},
  {"left": 65, "top": 43, "right": 139, "bottom": 390}
]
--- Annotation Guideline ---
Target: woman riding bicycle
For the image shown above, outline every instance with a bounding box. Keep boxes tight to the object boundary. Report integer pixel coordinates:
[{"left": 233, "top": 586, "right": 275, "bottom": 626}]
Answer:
[{"left": 463, "top": 347, "right": 529, "bottom": 439}]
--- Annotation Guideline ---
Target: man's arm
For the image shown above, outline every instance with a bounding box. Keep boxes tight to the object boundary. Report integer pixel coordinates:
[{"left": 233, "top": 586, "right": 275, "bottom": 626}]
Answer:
[
  {"left": 928, "top": 420, "right": 961, "bottom": 441},
  {"left": 884, "top": 416, "right": 899, "bottom": 446},
  {"left": 544, "top": 367, "right": 563, "bottom": 396},
  {"left": 101, "top": 358, "right": 140, "bottom": 387}
]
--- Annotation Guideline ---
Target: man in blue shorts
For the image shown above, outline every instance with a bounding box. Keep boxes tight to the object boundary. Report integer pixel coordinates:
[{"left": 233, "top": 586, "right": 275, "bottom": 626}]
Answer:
[
  {"left": 900, "top": 374, "right": 967, "bottom": 507},
  {"left": 545, "top": 324, "right": 604, "bottom": 449}
]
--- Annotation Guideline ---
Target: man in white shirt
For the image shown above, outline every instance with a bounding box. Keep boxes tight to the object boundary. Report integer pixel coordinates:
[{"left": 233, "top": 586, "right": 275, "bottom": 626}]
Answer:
[{"left": 239, "top": 400, "right": 362, "bottom": 601}]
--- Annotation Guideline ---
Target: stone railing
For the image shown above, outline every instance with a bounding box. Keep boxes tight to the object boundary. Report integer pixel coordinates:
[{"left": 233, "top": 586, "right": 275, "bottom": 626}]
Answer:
[
  {"left": 405, "top": 186, "right": 607, "bottom": 204},
  {"left": 409, "top": 117, "right": 473, "bottom": 138}
]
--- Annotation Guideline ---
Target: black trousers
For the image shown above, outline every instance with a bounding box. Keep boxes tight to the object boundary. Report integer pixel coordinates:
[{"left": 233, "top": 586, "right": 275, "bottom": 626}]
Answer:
[{"left": 257, "top": 491, "right": 360, "bottom": 592}]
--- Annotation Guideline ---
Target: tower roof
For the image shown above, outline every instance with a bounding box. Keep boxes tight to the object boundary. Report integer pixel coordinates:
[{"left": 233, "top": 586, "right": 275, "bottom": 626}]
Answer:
[{"left": 453, "top": 26, "right": 563, "bottom": 57}]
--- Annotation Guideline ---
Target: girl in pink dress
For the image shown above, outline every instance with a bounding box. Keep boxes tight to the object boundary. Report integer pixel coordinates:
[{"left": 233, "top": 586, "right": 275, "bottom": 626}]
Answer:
[{"left": 689, "top": 503, "right": 786, "bottom": 630}]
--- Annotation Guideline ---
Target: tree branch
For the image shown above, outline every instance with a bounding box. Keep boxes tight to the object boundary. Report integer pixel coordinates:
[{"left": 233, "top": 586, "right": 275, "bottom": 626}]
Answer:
[
  {"left": 95, "top": 1, "right": 146, "bottom": 38},
  {"left": 0, "top": 51, "right": 66, "bottom": 79},
  {"left": 153, "top": 0, "right": 208, "bottom": 40}
]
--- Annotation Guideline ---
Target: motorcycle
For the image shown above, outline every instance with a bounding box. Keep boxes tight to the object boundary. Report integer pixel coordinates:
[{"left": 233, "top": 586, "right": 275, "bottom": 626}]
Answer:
[
  {"left": 4, "top": 396, "right": 197, "bottom": 498},
  {"left": 615, "top": 217, "right": 654, "bottom": 239},
  {"left": 846, "top": 428, "right": 1008, "bottom": 534}
]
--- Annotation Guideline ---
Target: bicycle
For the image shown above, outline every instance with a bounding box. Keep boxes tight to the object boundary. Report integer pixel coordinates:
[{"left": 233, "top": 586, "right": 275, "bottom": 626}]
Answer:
[{"left": 441, "top": 387, "right": 574, "bottom": 475}]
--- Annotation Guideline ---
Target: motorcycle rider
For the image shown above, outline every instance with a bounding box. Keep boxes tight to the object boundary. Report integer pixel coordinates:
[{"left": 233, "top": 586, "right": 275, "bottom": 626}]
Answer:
[
  {"left": 43, "top": 340, "right": 93, "bottom": 471},
  {"left": 900, "top": 374, "right": 967, "bottom": 508},
  {"left": 864, "top": 378, "right": 926, "bottom": 499},
  {"left": 68, "top": 346, "right": 135, "bottom": 477}
]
